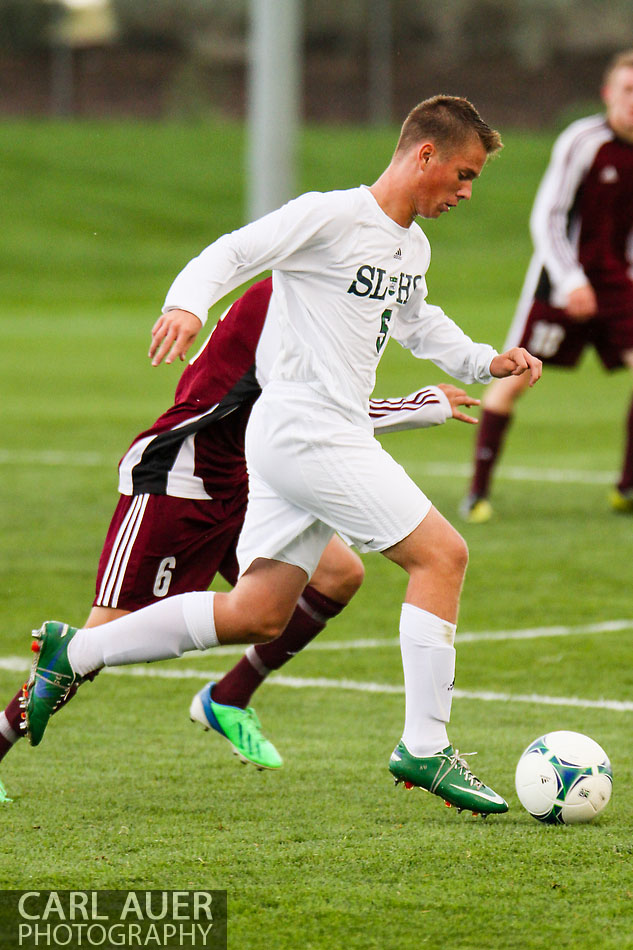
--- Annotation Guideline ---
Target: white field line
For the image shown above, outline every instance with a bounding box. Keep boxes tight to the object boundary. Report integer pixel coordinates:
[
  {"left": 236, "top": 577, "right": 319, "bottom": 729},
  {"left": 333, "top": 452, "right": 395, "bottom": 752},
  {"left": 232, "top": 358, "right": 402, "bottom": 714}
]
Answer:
[
  {"left": 415, "top": 461, "right": 616, "bottom": 485},
  {"left": 2, "top": 616, "right": 633, "bottom": 713},
  {"left": 0, "top": 658, "right": 630, "bottom": 712},
  {"left": 0, "top": 448, "right": 617, "bottom": 486},
  {"left": 163, "top": 617, "right": 633, "bottom": 656},
  {"left": 0, "top": 449, "right": 107, "bottom": 467},
  {"left": 1, "top": 619, "right": 631, "bottom": 667}
]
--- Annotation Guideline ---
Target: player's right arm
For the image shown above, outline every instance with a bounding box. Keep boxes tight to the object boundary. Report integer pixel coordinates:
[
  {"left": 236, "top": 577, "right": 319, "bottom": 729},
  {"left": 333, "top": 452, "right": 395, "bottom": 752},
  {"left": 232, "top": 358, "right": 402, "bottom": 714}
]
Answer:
[
  {"left": 150, "top": 191, "right": 349, "bottom": 366},
  {"left": 149, "top": 309, "right": 202, "bottom": 365},
  {"left": 529, "top": 117, "right": 609, "bottom": 314},
  {"left": 564, "top": 284, "right": 598, "bottom": 321}
]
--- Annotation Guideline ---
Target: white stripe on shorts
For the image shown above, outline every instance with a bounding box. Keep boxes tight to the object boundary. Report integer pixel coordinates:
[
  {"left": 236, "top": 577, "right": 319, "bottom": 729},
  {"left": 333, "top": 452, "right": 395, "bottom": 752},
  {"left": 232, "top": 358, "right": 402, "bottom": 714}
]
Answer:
[{"left": 96, "top": 494, "right": 149, "bottom": 608}]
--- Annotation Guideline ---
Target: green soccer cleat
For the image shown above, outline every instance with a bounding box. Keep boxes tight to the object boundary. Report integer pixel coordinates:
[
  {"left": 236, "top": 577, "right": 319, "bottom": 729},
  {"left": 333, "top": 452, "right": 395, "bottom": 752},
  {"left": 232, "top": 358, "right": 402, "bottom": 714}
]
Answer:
[
  {"left": 0, "top": 776, "right": 12, "bottom": 804},
  {"left": 459, "top": 494, "right": 493, "bottom": 524},
  {"left": 25, "top": 621, "right": 78, "bottom": 747},
  {"left": 609, "top": 487, "right": 633, "bottom": 513},
  {"left": 189, "top": 682, "right": 282, "bottom": 771},
  {"left": 389, "top": 740, "right": 508, "bottom": 816}
]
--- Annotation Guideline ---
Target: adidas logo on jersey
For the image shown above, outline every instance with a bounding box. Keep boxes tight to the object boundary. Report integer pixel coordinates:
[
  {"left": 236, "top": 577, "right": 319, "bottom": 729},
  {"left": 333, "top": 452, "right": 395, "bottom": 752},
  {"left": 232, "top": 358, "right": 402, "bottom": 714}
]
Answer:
[
  {"left": 393, "top": 248, "right": 402, "bottom": 260},
  {"left": 600, "top": 165, "right": 619, "bottom": 184}
]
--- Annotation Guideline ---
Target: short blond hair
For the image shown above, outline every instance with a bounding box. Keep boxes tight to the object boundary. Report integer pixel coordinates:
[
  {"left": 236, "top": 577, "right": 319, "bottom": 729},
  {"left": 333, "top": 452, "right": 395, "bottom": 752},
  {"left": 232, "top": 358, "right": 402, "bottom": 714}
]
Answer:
[
  {"left": 603, "top": 49, "right": 633, "bottom": 86},
  {"left": 395, "top": 95, "right": 503, "bottom": 158}
]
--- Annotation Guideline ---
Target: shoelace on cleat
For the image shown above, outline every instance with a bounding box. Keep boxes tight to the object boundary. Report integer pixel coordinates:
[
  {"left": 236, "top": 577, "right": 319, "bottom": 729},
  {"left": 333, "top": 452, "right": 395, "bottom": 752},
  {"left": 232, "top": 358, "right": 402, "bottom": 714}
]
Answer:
[
  {"left": 245, "top": 709, "right": 267, "bottom": 747},
  {"left": 447, "top": 750, "right": 483, "bottom": 789}
]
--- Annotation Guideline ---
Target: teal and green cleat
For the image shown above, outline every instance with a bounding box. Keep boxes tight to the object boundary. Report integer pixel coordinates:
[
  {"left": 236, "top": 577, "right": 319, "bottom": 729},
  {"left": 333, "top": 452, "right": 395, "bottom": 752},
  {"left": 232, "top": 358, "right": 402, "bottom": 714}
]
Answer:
[
  {"left": 0, "top": 776, "right": 12, "bottom": 804},
  {"left": 189, "top": 682, "right": 282, "bottom": 770},
  {"left": 389, "top": 740, "right": 508, "bottom": 816},
  {"left": 25, "top": 621, "right": 78, "bottom": 747}
]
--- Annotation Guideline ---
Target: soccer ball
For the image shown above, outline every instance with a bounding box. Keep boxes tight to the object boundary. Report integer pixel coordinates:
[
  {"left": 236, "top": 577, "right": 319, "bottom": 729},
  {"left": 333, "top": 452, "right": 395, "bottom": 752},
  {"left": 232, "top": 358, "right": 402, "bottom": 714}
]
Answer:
[{"left": 515, "top": 730, "right": 612, "bottom": 824}]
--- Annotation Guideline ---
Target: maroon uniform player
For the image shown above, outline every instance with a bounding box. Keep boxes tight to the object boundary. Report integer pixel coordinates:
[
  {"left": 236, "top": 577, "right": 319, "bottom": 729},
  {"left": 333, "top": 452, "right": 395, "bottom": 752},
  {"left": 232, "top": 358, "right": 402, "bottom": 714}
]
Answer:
[
  {"left": 0, "top": 277, "right": 478, "bottom": 799},
  {"left": 461, "top": 50, "right": 633, "bottom": 523}
]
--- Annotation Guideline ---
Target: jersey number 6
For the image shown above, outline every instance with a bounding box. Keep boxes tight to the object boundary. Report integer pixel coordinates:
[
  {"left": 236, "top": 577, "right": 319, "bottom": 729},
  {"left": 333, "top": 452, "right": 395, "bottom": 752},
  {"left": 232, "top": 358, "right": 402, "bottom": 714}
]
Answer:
[{"left": 153, "top": 556, "right": 176, "bottom": 597}]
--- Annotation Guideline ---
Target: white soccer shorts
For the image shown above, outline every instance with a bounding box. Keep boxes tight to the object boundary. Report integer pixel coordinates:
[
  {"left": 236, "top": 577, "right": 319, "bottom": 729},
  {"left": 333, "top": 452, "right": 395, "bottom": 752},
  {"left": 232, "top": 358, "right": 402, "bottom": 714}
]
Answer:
[{"left": 236, "top": 385, "right": 432, "bottom": 578}]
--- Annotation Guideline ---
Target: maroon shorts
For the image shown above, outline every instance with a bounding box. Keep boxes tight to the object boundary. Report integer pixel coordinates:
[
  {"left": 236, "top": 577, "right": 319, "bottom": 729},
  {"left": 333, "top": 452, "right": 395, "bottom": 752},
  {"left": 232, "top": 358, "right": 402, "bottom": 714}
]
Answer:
[
  {"left": 514, "top": 290, "right": 633, "bottom": 369},
  {"left": 93, "top": 493, "right": 245, "bottom": 612}
]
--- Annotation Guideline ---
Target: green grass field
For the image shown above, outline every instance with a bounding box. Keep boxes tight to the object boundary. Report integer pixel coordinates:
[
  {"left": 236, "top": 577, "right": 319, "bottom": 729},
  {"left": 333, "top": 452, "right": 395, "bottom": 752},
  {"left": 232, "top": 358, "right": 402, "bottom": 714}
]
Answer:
[{"left": 1, "top": 119, "right": 633, "bottom": 949}]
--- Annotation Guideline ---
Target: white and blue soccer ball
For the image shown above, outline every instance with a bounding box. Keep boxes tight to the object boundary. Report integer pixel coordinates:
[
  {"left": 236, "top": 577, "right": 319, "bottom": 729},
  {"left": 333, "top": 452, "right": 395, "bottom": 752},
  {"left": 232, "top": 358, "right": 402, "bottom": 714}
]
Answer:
[{"left": 515, "top": 730, "right": 612, "bottom": 824}]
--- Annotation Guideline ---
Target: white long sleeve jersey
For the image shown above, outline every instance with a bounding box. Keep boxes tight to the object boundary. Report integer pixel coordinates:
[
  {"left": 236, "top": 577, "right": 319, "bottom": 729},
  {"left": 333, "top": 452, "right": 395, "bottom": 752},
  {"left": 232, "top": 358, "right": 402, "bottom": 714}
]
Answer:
[{"left": 165, "top": 186, "right": 497, "bottom": 428}]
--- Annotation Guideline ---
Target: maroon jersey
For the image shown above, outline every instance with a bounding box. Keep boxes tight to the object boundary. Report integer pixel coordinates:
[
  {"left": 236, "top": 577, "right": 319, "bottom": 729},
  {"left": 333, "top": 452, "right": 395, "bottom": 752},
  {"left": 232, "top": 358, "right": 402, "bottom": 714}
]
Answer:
[
  {"left": 576, "top": 136, "right": 633, "bottom": 292},
  {"left": 528, "top": 115, "right": 633, "bottom": 302},
  {"left": 506, "top": 115, "right": 633, "bottom": 366},
  {"left": 118, "top": 278, "right": 274, "bottom": 503}
]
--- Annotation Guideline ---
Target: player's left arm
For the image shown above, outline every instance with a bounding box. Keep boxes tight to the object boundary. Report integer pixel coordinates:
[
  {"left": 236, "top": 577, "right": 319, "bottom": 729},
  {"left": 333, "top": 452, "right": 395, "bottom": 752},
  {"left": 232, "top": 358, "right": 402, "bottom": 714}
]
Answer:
[
  {"left": 490, "top": 347, "right": 542, "bottom": 387},
  {"left": 392, "top": 299, "right": 498, "bottom": 385}
]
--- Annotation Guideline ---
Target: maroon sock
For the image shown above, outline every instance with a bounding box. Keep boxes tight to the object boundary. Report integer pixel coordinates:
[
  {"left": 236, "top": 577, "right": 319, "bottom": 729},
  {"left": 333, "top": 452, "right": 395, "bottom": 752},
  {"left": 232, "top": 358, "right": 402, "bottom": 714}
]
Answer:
[
  {"left": 470, "top": 409, "right": 512, "bottom": 498},
  {"left": 0, "top": 670, "right": 98, "bottom": 765},
  {"left": 617, "top": 393, "right": 633, "bottom": 493},
  {"left": 0, "top": 690, "right": 25, "bottom": 763},
  {"left": 211, "top": 586, "right": 345, "bottom": 708}
]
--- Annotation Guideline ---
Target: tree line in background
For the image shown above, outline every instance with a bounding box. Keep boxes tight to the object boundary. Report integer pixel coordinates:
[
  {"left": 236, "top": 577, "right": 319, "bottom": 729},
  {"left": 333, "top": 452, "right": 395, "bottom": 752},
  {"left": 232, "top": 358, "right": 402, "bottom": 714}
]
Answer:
[
  {"left": 1, "top": 0, "right": 627, "bottom": 125},
  {"left": 2, "top": 0, "right": 630, "bottom": 70}
]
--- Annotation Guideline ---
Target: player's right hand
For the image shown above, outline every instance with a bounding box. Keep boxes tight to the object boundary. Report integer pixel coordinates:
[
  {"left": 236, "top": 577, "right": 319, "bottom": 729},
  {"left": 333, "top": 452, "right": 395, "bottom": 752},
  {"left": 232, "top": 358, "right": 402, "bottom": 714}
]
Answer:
[
  {"left": 149, "top": 309, "right": 203, "bottom": 366},
  {"left": 565, "top": 284, "right": 597, "bottom": 321}
]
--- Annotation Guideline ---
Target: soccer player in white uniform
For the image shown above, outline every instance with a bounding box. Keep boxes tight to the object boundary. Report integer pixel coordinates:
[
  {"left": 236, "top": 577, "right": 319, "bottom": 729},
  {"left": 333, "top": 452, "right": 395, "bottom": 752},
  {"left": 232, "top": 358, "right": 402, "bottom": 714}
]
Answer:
[
  {"left": 0, "top": 277, "right": 478, "bottom": 804},
  {"left": 25, "top": 96, "right": 541, "bottom": 816}
]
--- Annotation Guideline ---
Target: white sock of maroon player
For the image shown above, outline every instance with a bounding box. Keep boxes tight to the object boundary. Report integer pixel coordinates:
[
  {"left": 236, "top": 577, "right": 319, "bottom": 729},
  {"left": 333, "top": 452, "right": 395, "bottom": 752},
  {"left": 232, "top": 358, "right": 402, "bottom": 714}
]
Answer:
[
  {"left": 67, "top": 592, "right": 218, "bottom": 676},
  {"left": 211, "top": 586, "right": 345, "bottom": 708},
  {"left": 399, "top": 603, "right": 456, "bottom": 757}
]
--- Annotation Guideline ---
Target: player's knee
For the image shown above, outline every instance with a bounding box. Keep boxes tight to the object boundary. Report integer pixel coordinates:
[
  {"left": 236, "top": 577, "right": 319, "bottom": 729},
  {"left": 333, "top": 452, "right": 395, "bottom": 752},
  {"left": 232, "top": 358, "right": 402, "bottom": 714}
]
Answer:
[
  {"left": 434, "top": 530, "right": 469, "bottom": 578},
  {"left": 451, "top": 533, "right": 469, "bottom": 576},
  {"left": 310, "top": 548, "right": 365, "bottom": 604},
  {"left": 344, "top": 555, "right": 365, "bottom": 597},
  {"left": 326, "top": 554, "right": 365, "bottom": 603},
  {"left": 483, "top": 373, "right": 528, "bottom": 413},
  {"left": 248, "top": 626, "right": 281, "bottom": 644},
  {"left": 247, "top": 608, "right": 291, "bottom": 643}
]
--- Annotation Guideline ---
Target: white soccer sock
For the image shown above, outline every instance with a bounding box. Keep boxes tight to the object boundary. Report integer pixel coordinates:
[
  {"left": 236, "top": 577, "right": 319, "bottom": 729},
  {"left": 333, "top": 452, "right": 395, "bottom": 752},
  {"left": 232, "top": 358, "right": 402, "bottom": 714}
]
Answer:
[
  {"left": 67, "top": 591, "right": 218, "bottom": 676},
  {"left": 0, "top": 711, "right": 19, "bottom": 746},
  {"left": 399, "top": 602, "right": 456, "bottom": 758}
]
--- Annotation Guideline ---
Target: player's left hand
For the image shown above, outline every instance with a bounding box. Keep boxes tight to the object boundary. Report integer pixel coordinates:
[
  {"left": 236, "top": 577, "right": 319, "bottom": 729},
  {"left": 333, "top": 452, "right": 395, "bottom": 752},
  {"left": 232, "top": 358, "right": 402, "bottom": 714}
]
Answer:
[
  {"left": 437, "top": 384, "right": 481, "bottom": 424},
  {"left": 490, "top": 347, "right": 542, "bottom": 387},
  {"left": 149, "top": 309, "right": 203, "bottom": 366}
]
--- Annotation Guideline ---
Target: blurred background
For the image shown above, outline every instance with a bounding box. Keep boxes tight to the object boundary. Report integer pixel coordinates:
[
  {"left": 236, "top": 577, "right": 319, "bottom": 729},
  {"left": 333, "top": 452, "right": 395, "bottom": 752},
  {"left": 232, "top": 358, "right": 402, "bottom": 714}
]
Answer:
[
  {"left": 2, "top": 0, "right": 629, "bottom": 126},
  {"left": 5, "top": 0, "right": 630, "bottom": 220},
  {"left": 3, "top": 8, "right": 633, "bottom": 935}
]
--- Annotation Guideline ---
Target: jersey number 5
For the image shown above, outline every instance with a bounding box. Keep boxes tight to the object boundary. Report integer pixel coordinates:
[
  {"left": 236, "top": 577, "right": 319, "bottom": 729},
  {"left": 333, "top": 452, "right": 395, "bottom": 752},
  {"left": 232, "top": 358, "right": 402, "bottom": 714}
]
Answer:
[{"left": 376, "top": 309, "right": 393, "bottom": 353}]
